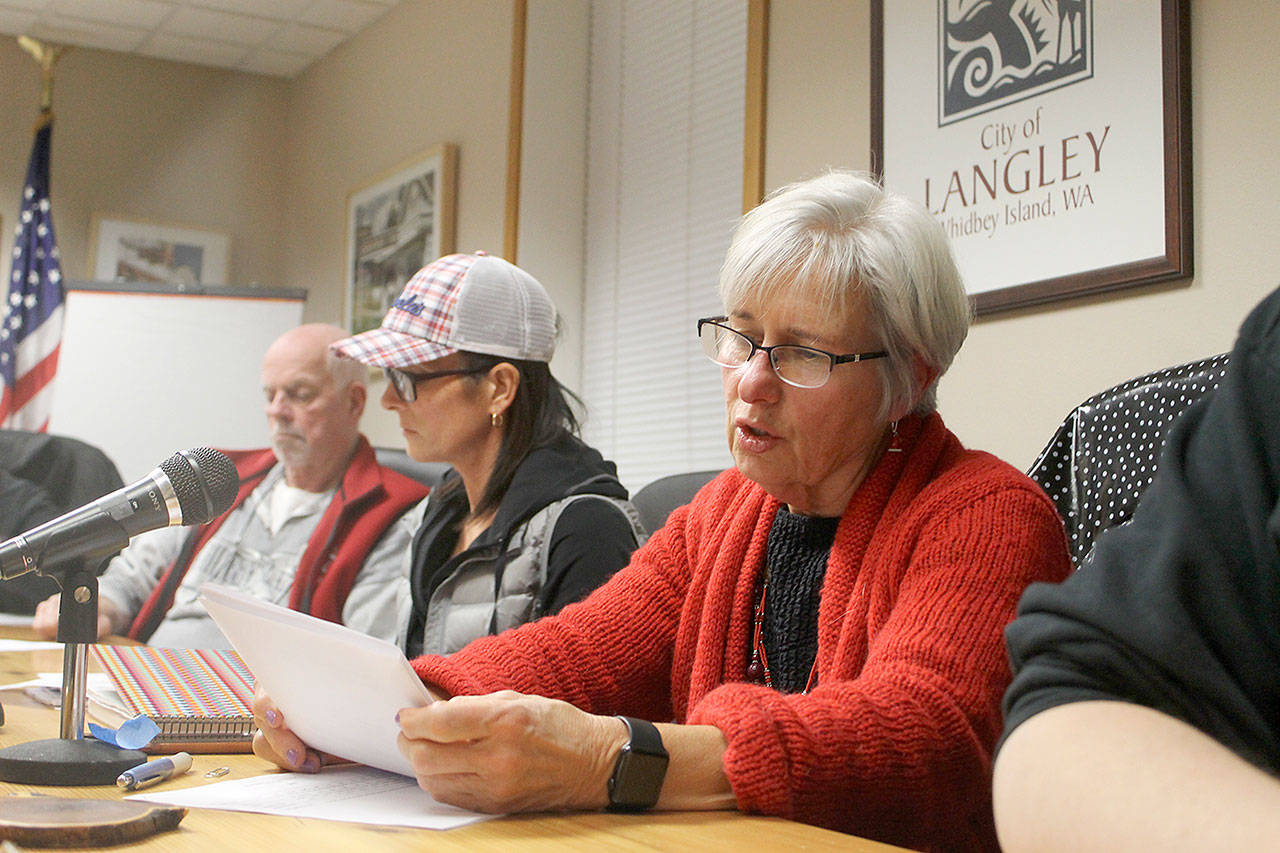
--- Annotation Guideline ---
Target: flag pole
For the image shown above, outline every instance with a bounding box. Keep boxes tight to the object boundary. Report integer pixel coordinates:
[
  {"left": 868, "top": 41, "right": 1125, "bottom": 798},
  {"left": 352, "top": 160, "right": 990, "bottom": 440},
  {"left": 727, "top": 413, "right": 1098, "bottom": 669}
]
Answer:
[{"left": 17, "top": 36, "right": 69, "bottom": 116}]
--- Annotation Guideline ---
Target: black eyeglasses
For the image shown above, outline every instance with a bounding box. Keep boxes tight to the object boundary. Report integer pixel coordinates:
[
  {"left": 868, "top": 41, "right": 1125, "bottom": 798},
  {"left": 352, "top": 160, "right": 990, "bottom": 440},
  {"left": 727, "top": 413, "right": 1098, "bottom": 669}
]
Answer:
[
  {"left": 697, "top": 316, "right": 888, "bottom": 389},
  {"left": 384, "top": 366, "right": 487, "bottom": 402}
]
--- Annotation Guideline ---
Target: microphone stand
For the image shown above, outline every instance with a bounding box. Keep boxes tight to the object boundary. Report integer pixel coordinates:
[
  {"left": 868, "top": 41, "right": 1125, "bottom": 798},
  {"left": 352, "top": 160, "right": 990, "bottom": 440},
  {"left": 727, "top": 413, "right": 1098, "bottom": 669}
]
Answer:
[{"left": 0, "top": 551, "right": 147, "bottom": 785}]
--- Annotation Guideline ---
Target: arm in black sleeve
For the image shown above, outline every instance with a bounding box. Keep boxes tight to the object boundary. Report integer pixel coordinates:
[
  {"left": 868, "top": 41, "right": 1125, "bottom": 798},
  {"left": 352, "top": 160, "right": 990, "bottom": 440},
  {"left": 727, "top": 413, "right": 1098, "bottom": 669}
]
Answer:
[
  {"left": 1003, "top": 286, "right": 1280, "bottom": 772},
  {"left": 540, "top": 498, "right": 640, "bottom": 615}
]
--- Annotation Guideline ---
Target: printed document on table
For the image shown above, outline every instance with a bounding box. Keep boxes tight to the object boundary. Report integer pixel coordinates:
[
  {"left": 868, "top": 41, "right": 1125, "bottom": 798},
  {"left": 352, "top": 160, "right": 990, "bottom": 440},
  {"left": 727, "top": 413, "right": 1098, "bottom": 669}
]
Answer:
[{"left": 130, "top": 765, "right": 493, "bottom": 830}]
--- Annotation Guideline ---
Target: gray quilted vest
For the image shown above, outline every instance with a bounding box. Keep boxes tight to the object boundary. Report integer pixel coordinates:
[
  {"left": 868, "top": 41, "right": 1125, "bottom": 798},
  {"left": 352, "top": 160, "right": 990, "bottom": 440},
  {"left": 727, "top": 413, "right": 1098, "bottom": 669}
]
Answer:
[{"left": 416, "top": 493, "right": 644, "bottom": 655}]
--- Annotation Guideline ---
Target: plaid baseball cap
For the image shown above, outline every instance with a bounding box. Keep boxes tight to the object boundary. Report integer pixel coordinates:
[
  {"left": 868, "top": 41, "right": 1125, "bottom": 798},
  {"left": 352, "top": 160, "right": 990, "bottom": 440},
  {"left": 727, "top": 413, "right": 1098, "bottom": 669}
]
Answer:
[{"left": 331, "top": 252, "right": 557, "bottom": 368}]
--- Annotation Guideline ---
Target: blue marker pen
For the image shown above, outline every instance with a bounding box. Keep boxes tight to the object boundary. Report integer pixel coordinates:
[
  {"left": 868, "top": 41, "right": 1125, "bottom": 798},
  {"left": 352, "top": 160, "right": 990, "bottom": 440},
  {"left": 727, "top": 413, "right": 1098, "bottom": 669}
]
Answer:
[{"left": 116, "top": 752, "right": 193, "bottom": 791}]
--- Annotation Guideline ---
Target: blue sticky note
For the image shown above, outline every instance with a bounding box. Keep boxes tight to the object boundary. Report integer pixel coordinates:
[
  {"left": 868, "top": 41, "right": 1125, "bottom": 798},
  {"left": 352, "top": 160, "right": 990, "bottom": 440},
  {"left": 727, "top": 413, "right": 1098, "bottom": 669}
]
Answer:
[{"left": 89, "top": 714, "right": 160, "bottom": 750}]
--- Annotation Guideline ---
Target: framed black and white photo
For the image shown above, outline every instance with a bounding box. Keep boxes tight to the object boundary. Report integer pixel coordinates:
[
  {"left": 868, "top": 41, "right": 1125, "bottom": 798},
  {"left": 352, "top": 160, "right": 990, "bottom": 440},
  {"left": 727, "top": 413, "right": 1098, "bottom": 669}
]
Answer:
[
  {"left": 346, "top": 144, "right": 457, "bottom": 334},
  {"left": 88, "top": 214, "right": 230, "bottom": 288},
  {"left": 872, "top": 1, "right": 1191, "bottom": 314}
]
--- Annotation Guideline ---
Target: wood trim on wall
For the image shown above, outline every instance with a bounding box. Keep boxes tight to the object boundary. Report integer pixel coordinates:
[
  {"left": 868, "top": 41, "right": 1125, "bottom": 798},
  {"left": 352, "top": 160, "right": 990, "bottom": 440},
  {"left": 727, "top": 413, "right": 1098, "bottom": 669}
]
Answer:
[
  {"left": 743, "top": 0, "right": 769, "bottom": 213},
  {"left": 503, "top": 0, "right": 528, "bottom": 263}
]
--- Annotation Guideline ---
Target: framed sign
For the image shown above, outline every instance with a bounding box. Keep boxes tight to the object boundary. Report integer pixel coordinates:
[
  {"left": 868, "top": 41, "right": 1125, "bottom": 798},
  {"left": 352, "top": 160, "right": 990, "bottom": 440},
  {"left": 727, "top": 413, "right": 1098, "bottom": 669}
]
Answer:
[
  {"left": 872, "top": 1, "right": 1191, "bottom": 314},
  {"left": 346, "top": 144, "right": 457, "bottom": 334},
  {"left": 88, "top": 214, "right": 230, "bottom": 288}
]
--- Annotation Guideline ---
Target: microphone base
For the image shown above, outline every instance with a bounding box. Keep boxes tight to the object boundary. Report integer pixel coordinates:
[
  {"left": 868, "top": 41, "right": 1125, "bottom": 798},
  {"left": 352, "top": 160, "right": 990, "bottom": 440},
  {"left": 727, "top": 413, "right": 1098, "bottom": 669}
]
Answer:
[{"left": 0, "top": 738, "right": 147, "bottom": 786}]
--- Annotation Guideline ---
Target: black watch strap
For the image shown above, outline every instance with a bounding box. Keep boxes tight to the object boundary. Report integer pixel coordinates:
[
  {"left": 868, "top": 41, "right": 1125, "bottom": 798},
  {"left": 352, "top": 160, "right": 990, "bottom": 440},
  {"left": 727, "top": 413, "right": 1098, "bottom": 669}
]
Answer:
[{"left": 606, "top": 716, "right": 669, "bottom": 813}]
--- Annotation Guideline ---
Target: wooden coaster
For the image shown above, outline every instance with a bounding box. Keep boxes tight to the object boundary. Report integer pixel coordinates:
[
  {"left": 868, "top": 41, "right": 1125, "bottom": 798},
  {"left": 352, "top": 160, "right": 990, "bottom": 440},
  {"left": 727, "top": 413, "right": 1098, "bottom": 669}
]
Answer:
[{"left": 0, "top": 797, "right": 185, "bottom": 847}]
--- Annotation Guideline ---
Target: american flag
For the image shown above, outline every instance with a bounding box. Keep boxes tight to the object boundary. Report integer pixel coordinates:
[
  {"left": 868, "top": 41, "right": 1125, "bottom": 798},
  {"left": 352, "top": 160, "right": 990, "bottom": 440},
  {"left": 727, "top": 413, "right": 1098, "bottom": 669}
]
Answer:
[{"left": 0, "top": 116, "right": 64, "bottom": 430}]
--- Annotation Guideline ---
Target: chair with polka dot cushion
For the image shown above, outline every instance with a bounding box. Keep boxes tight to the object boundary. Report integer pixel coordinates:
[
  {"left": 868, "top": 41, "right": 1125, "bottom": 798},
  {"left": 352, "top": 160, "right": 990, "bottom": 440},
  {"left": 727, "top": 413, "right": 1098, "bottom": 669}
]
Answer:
[{"left": 1028, "top": 353, "right": 1231, "bottom": 568}]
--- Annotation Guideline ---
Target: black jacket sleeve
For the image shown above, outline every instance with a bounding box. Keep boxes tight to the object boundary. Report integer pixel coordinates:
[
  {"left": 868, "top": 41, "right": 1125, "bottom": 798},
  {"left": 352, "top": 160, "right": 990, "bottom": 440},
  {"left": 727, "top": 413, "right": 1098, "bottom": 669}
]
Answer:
[
  {"left": 540, "top": 498, "right": 640, "bottom": 615},
  {"left": 1002, "top": 285, "right": 1280, "bottom": 773}
]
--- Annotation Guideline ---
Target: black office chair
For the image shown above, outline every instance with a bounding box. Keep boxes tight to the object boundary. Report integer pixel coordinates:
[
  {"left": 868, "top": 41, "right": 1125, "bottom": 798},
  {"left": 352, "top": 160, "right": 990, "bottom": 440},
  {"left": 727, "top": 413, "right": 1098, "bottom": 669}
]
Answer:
[
  {"left": 373, "top": 447, "right": 451, "bottom": 490},
  {"left": 0, "top": 429, "right": 125, "bottom": 514},
  {"left": 631, "top": 470, "right": 722, "bottom": 537},
  {"left": 1028, "top": 353, "right": 1230, "bottom": 567},
  {"left": 0, "top": 430, "right": 127, "bottom": 612}
]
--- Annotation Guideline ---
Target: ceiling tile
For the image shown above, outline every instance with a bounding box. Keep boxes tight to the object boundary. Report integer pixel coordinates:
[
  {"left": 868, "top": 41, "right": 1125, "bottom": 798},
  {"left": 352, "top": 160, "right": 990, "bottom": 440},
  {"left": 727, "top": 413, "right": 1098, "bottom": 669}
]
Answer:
[
  {"left": 165, "top": 5, "right": 279, "bottom": 46},
  {"left": 138, "top": 30, "right": 248, "bottom": 66},
  {"left": 0, "top": 1, "right": 53, "bottom": 13},
  {"left": 238, "top": 47, "right": 311, "bottom": 78},
  {"left": 300, "top": 0, "right": 385, "bottom": 33},
  {"left": 30, "top": 17, "right": 149, "bottom": 51},
  {"left": 193, "top": 0, "right": 311, "bottom": 21},
  {"left": 47, "top": 0, "right": 173, "bottom": 28},
  {"left": 0, "top": 9, "right": 39, "bottom": 31},
  {"left": 269, "top": 21, "right": 343, "bottom": 56},
  {"left": 0, "top": 0, "right": 409, "bottom": 79}
]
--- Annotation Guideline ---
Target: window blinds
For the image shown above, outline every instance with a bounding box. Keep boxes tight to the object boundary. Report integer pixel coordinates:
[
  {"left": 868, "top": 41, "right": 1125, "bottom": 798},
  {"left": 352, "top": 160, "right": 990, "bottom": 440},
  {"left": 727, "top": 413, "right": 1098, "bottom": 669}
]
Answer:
[{"left": 580, "top": 0, "right": 745, "bottom": 493}]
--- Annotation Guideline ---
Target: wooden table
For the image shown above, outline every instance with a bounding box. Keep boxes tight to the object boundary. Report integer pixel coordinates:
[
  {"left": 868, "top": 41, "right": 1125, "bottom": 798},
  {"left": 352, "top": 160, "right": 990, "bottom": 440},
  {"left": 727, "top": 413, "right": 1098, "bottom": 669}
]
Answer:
[{"left": 0, "top": 633, "right": 903, "bottom": 851}]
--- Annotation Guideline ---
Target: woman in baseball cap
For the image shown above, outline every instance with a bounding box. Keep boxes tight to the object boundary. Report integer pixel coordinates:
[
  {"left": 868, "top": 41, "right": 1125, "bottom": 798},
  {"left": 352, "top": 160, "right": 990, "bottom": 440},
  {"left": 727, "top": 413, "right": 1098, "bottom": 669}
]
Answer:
[{"left": 330, "top": 252, "right": 644, "bottom": 657}]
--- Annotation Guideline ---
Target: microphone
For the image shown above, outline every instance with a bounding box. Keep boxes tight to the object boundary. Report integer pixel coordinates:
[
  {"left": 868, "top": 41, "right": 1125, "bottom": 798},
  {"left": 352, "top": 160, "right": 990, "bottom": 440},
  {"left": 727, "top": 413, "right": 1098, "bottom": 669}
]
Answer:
[{"left": 0, "top": 447, "right": 239, "bottom": 580}]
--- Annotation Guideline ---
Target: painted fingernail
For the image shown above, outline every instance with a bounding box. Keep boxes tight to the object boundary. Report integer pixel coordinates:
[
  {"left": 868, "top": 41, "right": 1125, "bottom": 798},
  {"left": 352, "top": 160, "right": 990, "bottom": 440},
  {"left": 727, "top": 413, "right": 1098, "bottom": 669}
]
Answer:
[
  {"left": 301, "top": 755, "right": 320, "bottom": 773},
  {"left": 286, "top": 748, "right": 299, "bottom": 766},
  {"left": 394, "top": 711, "right": 400, "bottom": 724},
  {"left": 265, "top": 709, "right": 279, "bottom": 726}
]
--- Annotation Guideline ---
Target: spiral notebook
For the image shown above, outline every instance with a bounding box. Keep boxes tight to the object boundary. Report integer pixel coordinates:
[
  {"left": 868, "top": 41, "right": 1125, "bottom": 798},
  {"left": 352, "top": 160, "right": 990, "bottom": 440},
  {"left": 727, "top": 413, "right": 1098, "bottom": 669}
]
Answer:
[{"left": 89, "top": 644, "right": 257, "bottom": 753}]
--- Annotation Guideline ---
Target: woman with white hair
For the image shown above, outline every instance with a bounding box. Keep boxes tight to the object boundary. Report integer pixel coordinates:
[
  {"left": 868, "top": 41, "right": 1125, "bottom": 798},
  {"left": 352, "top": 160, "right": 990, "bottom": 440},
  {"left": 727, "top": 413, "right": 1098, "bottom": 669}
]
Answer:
[{"left": 255, "top": 171, "right": 1070, "bottom": 851}]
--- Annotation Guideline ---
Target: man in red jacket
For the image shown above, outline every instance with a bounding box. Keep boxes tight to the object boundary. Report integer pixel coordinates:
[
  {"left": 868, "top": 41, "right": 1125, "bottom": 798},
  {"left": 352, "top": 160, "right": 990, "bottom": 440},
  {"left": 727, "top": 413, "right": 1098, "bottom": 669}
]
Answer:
[{"left": 33, "top": 324, "right": 427, "bottom": 647}]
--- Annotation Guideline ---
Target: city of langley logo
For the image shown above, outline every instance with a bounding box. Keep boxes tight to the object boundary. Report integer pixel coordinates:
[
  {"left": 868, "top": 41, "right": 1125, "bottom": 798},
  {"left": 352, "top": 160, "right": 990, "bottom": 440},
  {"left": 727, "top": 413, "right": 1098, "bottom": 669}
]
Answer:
[{"left": 940, "top": 0, "right": 1092, "bottom": 126}]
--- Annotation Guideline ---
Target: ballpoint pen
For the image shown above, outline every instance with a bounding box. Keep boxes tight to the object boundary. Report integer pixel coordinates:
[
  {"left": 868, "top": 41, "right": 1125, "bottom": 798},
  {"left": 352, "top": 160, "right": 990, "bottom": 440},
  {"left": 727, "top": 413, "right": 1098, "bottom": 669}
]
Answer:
[{"left": 116, "top": 752, "right": 193, "bottom": 791}]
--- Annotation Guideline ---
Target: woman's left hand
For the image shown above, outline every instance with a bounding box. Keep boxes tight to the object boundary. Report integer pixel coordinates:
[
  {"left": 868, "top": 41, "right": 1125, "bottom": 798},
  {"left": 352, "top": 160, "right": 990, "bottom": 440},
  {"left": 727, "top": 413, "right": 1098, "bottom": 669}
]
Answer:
[{"left": 396, "top": 690, "right": 627, "bottom": 813}]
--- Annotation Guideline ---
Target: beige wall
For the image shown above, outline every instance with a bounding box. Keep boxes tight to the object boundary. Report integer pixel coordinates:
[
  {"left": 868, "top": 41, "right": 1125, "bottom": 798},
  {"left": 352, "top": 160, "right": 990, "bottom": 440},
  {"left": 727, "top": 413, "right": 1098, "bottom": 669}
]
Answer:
[
  {"left": 766, "top": 0, "right": 1280, "bottom": 470},
  {"left": 280, "top": 0, "right": 514, "bottom": 326},
  {"left": 0, "top": 40, "right": 287, "bottom": 290},
  {"left": 278, "top": 0, "right": 515, "bottom": 445}
]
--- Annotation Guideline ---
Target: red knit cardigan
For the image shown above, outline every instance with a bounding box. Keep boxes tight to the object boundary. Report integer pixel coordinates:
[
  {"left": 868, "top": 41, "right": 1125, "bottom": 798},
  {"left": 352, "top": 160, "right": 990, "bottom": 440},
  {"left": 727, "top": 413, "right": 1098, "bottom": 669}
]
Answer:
[{"left": 412, "top": 414, "right": 1070, "bottom": 851}]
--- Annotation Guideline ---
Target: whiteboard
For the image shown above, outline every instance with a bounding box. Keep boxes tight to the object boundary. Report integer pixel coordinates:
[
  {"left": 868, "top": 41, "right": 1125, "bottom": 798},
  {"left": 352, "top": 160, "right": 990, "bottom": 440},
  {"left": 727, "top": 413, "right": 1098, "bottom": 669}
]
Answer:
[{"left": 51, "top": 283, "right": 306, "bottom": 482}]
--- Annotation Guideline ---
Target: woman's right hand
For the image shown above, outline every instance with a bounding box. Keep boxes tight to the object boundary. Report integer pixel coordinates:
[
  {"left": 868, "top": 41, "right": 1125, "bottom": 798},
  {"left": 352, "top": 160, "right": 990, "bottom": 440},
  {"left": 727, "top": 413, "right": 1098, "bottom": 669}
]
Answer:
[{"left": 251, "top": 689, "right": 325, "bottom": 773}]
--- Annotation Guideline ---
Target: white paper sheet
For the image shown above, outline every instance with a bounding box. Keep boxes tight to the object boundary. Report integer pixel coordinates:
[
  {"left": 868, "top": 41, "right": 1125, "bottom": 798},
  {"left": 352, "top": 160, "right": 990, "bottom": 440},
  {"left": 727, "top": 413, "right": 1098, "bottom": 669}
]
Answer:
[
  {"left": 198, "top": 583, "right": 436, "bottom": 778},
  {"left": 0, "top": 672, "right": 113, "bottom": 697},
  {"left": 0, "top": 637, "right": 62, "bottom": 652},
  {"left": 128, "top": 765, "right": 492, "bottom": 830}
]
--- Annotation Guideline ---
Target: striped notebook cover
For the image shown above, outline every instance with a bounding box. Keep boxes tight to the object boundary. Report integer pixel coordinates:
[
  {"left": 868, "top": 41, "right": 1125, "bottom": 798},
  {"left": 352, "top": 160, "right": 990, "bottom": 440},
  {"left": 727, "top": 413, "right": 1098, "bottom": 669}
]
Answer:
[{"left": 90, "top": 645, "right": 256, "bottom": 750}]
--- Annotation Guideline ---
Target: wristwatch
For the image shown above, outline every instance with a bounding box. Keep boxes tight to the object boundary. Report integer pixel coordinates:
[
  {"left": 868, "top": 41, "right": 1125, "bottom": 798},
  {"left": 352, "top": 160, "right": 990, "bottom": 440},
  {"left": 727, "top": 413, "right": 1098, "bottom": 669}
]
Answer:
[{"left": 606, "top": 716, "right": 669, "bottom": 812}]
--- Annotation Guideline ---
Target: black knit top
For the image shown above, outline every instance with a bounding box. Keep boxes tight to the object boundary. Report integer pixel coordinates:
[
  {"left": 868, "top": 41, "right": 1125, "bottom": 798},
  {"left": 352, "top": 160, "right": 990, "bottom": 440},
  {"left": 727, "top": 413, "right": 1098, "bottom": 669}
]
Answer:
[{"left": 761, "top": 506, "right": 840, "bottom": 693}]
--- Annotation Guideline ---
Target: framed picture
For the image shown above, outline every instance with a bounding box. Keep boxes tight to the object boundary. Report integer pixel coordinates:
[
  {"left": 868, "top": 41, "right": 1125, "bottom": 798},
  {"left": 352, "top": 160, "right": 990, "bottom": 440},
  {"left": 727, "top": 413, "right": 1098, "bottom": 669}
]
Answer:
[
  {"left": 88, "top": 214, "right": 230, "bottom": 288},
  {"left": 872, "top": 1, "right": 1191, "bottom": 314},
  {"left": 346, "top": 144, "right": 458, "bottom": 334}
]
